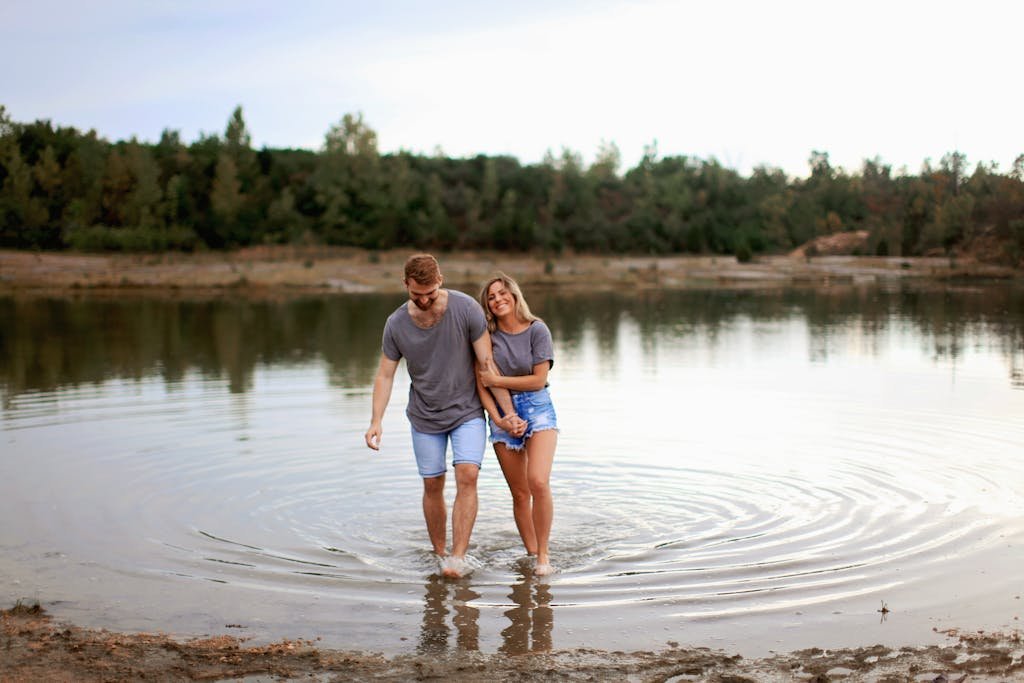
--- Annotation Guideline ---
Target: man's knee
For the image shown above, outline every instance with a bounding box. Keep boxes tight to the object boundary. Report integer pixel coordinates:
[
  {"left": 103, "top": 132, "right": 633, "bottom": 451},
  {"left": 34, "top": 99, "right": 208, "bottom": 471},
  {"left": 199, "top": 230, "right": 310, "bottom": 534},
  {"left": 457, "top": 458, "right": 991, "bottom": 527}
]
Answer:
[
  {"left": 423, "top": 474, "right": 446, "bottom": 495},
  {"left": 453, "top": 463, "right": 479, "bottom": 488}
]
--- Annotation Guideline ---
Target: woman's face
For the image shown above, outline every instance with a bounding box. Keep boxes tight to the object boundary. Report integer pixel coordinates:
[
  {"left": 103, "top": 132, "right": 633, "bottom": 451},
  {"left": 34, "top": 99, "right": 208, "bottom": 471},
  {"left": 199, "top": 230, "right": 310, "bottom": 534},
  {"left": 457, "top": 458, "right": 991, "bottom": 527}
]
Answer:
[{"left": 486, "top": 280, "right": 515, "bottom": 318}]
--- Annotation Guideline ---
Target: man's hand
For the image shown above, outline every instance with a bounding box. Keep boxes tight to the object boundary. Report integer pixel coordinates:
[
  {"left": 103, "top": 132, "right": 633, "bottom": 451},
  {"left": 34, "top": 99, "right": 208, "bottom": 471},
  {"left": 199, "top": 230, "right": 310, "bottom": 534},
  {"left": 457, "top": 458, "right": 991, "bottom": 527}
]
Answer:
[
  {"left": 365, "top": 422, "right": 382, "bottom": 450},
  {"left": 500, "top": 414, "right": 527, "bottom": 438}
]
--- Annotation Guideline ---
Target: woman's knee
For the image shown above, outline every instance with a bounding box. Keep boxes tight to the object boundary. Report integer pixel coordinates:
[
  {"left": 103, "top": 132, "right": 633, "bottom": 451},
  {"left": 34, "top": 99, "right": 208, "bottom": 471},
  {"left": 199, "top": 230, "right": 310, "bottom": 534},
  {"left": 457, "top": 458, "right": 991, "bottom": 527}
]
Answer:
[
  {"left": 527, "top": 476, "right": 550, "bottom": 497},
  {"left": 509, "top": 486, "right": 531, "bottom": 506}
]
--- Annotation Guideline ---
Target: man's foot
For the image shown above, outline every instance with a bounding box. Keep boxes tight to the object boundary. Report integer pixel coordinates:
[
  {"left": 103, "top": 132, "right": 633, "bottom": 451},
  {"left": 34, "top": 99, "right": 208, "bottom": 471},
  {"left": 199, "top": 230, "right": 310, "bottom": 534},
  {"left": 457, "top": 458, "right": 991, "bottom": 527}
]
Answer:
[{"left": 440, "top": 555, "right": 473, "bottom": 579}]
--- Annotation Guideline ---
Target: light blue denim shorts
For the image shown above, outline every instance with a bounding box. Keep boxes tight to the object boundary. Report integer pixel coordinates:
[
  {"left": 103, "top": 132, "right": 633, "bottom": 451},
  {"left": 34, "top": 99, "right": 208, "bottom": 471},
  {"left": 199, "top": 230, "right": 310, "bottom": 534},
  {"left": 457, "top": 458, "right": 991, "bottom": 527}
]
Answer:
[
  {"left": 488, "top": 388, "right": 559, "bottom": 452},
  {"left": 410, "top": 417, "right": 486, "bottom": 478}
]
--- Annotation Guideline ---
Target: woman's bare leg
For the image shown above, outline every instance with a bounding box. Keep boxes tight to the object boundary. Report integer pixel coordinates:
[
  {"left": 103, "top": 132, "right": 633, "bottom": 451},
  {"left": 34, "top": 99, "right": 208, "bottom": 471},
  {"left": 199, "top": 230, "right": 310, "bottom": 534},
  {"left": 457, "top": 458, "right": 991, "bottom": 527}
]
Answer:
[
  {"left": 525, "top": 430, "right": 556, "bottom": 570},
  {"left": 495, "top": 443, "right": 537, "bottom": 555}
]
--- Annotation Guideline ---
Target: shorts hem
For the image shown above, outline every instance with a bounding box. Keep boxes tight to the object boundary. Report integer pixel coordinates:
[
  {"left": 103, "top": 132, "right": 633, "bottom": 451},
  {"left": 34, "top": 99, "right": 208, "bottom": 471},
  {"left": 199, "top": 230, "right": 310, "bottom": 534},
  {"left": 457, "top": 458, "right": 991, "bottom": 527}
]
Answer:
[
  {"left": 491, "top": 438, "right": 526, "bottom": 452},
  {"left": 451, "top": 459, "right": 482, "bottom": 469},
  {"left": 523, "top": 426, "right": 559, "bottom": 441},
  {"left": 491, "top": 426, "right": 559, "bottom": 452}
]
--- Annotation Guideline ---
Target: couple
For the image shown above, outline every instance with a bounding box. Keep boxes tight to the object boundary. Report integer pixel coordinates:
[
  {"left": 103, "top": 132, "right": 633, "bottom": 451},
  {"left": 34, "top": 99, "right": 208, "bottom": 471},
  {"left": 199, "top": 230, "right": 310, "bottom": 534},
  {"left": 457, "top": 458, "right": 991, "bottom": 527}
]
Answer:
[{"left": 365, "top": 254, "right": 558, "bottom": 579}]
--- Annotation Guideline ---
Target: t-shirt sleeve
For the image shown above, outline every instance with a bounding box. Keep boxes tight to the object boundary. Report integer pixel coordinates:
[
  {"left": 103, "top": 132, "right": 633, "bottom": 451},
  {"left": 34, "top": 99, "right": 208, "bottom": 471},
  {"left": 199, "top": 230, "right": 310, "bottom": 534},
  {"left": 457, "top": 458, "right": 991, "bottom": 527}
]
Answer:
[
  {"left": 531, "top": 321, "right": 554, "bottom": 368},
  {"left": 381, "top": 317, "right": 402, "bottom": 361}
]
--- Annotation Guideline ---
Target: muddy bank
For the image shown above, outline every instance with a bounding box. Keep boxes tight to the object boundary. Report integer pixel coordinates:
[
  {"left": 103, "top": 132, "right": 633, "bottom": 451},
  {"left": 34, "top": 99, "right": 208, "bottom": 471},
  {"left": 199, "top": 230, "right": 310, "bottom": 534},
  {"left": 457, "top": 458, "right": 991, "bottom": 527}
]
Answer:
[
  {"left": 0, "top": 247, "right": 1019, "bottom": 297},
  {"left": 2, "top": 604, "right": 1022, "bottom": 682}
]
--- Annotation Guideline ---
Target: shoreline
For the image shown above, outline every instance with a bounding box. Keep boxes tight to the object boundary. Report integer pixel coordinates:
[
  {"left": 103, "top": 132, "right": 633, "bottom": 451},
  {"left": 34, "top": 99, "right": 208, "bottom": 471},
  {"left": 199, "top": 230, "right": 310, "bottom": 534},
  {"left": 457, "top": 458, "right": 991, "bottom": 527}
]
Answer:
[
  {"left": 3, "top": 604, "right": 1022, "bottom": 681},
  {"left": 1, "top": 247, "right": 1020, "bottom": 298}
]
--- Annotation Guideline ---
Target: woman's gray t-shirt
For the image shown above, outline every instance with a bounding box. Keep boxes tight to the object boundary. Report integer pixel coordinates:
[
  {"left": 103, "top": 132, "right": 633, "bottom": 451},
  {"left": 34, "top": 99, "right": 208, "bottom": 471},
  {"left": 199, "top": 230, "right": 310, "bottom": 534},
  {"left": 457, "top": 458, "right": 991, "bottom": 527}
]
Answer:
[
  {"left": 491, "top": 320, "right": 554, "bottom": 382},
  {"left": 382, "top": 290, "right": 486, "bottom": 433}
]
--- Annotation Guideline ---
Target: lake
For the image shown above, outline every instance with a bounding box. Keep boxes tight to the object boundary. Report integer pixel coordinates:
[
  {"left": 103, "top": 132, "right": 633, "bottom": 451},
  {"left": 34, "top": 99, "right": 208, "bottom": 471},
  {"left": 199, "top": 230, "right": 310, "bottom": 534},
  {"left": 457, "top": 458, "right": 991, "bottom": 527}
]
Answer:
[{"left": 1, "top": 282, "right": 1022, "bottom": 657}]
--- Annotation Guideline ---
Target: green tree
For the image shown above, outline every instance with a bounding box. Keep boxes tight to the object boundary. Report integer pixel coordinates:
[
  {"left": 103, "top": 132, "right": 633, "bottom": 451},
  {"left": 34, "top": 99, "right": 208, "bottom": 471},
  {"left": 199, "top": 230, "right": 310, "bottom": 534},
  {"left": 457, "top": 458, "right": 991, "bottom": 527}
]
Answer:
[
  {"left": 210, "top": 152, "right": 243, "bottom": 243},
  {"left": 0, "top": 148, "right": 50, "bottom": 246},
  {"left": 312, "top": 112, "right": 383, "bottom": 246}
]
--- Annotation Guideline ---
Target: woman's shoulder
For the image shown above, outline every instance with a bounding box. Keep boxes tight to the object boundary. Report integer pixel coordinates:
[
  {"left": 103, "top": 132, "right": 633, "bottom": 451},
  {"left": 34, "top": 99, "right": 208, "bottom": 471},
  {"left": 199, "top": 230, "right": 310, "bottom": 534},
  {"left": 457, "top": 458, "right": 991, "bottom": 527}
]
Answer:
[{"left": 529, "top": 319, "right": 552, "bottom": 337}]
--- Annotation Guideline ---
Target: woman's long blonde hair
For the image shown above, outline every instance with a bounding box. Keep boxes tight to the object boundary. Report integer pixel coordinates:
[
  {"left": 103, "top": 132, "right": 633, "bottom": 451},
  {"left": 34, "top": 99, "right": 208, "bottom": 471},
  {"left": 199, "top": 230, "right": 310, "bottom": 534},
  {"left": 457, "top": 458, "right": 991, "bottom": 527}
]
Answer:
[{"left": 478, "top": 272, "right": 539, "bottom": 333}]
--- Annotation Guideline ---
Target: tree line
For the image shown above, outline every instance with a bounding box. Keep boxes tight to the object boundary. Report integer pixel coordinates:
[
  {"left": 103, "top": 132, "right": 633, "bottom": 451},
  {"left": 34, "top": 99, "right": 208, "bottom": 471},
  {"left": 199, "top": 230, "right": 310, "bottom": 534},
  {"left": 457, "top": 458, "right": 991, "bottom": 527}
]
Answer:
[{"left": 2, "top": 105, "right": 1023, "bottom": 262}]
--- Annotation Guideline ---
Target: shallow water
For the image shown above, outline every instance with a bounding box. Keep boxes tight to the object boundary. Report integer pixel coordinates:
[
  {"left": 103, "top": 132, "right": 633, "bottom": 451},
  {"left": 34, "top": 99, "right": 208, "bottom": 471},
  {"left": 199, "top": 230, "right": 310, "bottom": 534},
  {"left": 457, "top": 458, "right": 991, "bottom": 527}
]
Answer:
[{"left": 2, "top": 284, "right": 1023, "bottom": 657}]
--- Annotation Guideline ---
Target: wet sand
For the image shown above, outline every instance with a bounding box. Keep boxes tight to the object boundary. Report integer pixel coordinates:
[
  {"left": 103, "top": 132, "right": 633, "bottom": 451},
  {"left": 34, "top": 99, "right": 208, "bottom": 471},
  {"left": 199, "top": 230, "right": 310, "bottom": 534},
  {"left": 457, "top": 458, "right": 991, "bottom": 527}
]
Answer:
[{"left": 3, "top": 604, "right": 1022, "bottom": 682}]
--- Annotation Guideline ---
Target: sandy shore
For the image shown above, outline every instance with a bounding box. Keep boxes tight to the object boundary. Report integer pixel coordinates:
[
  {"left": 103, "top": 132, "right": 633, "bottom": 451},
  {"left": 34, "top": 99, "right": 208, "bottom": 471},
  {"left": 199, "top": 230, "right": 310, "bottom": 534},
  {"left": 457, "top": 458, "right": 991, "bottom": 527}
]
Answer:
[
  {"left": 3, "top": 604, "right": 1022, "bottom": 682},
  {"left": 1, "top": 246, "right": 1019, "bottom": 297}
]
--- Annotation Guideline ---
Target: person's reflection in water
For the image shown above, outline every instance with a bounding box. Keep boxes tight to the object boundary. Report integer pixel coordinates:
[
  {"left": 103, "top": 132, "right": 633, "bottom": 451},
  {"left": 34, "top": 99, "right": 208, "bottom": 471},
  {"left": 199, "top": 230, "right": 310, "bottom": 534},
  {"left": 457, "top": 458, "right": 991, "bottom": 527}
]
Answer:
[
  {"left": 499, "top": 569, "right": 553, "bottom": 655},
  {"left": 417, "top": 575, "right": 481, "bottom": 655}
]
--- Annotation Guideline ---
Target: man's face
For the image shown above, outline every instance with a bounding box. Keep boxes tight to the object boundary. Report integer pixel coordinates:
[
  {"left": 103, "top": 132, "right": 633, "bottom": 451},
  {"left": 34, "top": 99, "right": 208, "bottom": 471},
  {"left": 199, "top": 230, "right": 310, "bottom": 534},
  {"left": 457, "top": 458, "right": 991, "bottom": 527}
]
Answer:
[{"left": 406, "top": 278, "right": 442, "bottom": 311}]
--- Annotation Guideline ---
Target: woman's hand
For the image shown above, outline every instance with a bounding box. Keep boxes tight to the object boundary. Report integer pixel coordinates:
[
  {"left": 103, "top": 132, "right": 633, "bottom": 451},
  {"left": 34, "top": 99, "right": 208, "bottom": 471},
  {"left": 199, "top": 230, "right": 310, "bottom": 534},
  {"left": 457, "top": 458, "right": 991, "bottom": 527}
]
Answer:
[
  {"left": 499, "top": 413, "right": 528, "bottom": 437},
  {"left": 477, "top": 361, "right": 502, "bottom": 388}
]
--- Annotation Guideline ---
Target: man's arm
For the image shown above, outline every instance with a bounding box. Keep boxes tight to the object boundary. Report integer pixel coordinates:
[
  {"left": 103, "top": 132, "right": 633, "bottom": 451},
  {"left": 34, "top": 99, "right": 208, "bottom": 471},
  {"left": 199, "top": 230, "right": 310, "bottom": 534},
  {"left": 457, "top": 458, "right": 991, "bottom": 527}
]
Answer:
[
  {"left": 476, "top": 366, "right": 522, "bottom": 434},
  {"left": 472, "top": 331, "right": 526, "bottom": 436},
  {"left": 365, "top": 354, "right": 399, "bottom": 450}
]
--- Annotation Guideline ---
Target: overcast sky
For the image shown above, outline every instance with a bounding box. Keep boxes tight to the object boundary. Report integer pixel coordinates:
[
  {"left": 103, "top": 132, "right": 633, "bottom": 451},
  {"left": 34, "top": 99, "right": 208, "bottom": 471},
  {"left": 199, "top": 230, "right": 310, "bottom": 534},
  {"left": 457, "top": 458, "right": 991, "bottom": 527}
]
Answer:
[{"left": 2, "top": 0, "right": 1021, "bottom": 177}]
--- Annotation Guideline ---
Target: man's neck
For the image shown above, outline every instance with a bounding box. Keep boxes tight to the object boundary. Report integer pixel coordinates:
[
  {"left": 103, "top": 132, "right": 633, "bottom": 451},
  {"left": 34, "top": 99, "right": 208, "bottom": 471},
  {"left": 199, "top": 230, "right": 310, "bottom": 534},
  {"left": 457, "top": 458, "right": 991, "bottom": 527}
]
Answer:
[{"left": 407, "top": 289, "right": 449, "bottom": 328}]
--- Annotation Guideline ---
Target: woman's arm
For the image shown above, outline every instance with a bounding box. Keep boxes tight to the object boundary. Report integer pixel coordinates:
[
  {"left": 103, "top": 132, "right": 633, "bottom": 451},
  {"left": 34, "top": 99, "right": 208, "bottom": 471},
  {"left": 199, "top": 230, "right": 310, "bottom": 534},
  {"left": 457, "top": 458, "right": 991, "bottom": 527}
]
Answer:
[
  {"left": 478, "top": 360, "right": 549, "bottom": 392},
  {"left": 471, "top": 332, "right": 526, "bottom": 435}
]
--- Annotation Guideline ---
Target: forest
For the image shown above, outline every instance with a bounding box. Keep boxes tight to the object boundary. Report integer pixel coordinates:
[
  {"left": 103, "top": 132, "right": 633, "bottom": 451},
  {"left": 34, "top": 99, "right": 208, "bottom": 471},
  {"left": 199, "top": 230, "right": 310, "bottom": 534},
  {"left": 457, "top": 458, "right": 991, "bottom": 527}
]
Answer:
[{"left": 1, "top": 105, "right": 1022, "bottom": 262}]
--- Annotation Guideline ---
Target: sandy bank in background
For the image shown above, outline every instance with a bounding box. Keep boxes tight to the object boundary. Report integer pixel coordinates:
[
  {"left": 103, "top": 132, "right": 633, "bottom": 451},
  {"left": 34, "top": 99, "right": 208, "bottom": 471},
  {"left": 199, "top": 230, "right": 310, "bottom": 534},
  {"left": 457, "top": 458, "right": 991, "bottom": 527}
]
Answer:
[{"left": 1, "top": 247, "right": 1019, "bottom": 297}]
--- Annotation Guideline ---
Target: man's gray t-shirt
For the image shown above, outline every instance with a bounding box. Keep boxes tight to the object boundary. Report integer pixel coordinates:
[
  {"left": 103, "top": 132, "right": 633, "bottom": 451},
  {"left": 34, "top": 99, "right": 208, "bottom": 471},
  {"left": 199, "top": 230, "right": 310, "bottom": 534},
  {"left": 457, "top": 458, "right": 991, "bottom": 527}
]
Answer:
[
  {"left": 382, "top": 290, "right": 486, "bottom": 433},
  {"left": 491, "top": 320, "right": 554, "bottom": 382}
]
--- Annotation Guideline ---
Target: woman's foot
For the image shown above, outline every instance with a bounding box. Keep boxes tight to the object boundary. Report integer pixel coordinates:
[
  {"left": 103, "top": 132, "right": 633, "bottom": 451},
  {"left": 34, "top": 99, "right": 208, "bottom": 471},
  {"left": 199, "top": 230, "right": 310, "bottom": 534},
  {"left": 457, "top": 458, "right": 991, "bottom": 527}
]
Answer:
[{"left": 533, "top": 562, "right": 554, "bottom": 576}]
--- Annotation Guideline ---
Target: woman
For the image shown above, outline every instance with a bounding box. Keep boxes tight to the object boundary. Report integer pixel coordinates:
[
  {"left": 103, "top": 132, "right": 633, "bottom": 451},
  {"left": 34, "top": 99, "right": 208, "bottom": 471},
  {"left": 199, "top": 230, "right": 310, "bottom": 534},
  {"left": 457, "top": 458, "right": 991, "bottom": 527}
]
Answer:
[{"left": 477, "top": 273, "right": 558, "bottom": 576}]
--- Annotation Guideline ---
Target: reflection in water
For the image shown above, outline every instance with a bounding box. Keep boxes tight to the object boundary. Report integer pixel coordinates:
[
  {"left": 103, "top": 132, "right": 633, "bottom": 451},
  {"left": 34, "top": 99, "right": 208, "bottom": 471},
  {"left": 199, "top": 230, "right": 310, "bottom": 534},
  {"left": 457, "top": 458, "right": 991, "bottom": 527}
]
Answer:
[
  {"left": 418, "top": 571, "right": 553, "bottom": 656},
  {"left": 0, "top": 294, "right": 403, "bottom": 400},
  {"left": 2, "top": 284, "right": 1022, "bottom": 404},
  {"left": 500, "top": 571, "right": 553, "bottom": 655},
  {"left": 418, "top": 576, "right": 480, "bottom": 654}
]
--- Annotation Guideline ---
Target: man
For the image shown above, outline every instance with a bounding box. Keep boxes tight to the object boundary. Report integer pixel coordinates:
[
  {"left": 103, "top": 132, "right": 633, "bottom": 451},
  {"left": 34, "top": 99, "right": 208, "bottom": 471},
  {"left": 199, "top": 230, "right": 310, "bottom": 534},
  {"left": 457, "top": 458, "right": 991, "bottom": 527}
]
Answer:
[{"left": 365, "top": 254, "right": 524, "bottom": 578}]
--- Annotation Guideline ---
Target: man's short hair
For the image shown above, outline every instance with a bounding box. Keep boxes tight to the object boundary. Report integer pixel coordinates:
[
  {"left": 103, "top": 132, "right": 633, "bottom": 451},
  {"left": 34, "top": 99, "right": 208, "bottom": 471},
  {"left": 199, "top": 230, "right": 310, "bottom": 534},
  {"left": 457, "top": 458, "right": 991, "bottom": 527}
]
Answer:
[{"left": 404, "top": 254, "right": 441, "bottom": 285}]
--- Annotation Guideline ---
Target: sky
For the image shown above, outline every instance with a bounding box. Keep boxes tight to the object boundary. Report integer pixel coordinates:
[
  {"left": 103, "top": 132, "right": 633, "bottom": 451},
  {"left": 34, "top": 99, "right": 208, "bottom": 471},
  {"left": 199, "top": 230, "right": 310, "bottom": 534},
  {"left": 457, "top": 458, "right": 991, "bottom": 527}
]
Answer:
[{"left": 2, "top": 0, "right": 1022, "bottom": 178}]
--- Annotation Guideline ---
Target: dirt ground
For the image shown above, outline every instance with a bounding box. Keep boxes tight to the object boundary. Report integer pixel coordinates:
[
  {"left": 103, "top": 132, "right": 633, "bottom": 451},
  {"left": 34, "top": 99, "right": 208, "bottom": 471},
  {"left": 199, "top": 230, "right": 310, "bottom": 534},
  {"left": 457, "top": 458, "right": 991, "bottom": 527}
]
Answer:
[
  {"left": 0, "top": 245, "right": 1019, "bottom": 297},
  {"left": 3, "top": 604, "right": 1023, "bottom": 682}
]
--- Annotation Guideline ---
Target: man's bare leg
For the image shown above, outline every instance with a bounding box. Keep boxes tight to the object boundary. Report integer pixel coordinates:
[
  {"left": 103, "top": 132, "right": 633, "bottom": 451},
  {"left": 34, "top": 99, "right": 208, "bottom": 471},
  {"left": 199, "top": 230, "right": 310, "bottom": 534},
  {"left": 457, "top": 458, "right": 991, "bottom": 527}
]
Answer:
[
  {"left": 445, "top": 463, "right": 479, "bottom": 577},
  {"left": 422, "top": 474, "right": 447, "bottom": 559}
]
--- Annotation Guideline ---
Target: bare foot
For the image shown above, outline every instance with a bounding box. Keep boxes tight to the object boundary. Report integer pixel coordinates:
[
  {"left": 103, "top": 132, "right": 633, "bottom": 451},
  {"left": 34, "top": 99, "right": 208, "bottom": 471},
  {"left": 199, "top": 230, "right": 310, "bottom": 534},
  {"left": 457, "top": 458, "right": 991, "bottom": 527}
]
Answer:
[
  {"left": 533, "top": 562, "right": 553, "bottom": 576},
  {"left": 437, "top": 555, "right": 456, "bottom": 578},
  {"left": 441, "top": 555, "right": 472, "bottom": 579}
]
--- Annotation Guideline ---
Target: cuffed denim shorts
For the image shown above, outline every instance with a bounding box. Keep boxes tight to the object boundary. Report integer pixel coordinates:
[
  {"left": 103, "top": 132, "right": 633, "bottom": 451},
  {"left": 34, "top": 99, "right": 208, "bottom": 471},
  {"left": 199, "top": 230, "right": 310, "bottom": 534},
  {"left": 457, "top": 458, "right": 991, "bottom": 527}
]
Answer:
[
  {"left": 488, "top": 388, "right": 559, "bottom": 452},
  {"left": 410, "top": 417, "right": 486, "bottom": 478}
]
